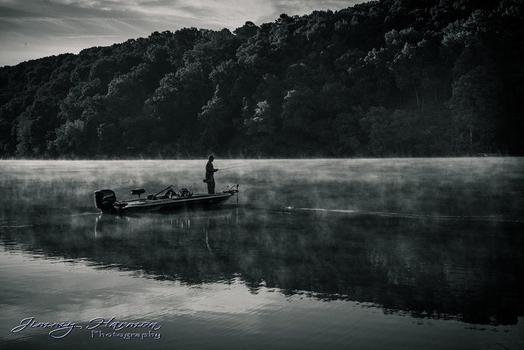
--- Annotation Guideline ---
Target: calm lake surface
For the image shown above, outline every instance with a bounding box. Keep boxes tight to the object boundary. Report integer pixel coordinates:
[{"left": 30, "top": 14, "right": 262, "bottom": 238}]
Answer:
[{"left": 0, "top": 158, "right": 523, "bottom": 349}]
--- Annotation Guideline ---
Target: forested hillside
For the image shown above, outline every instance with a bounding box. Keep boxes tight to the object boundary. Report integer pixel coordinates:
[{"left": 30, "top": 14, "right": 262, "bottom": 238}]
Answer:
[{"left": 0, "top": 0, "right": 523, "bottom": 158}]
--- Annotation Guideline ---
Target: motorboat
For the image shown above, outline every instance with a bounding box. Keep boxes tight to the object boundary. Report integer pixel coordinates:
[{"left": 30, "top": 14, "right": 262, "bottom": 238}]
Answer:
[{"left": 94, "top": 184, "right": 238, "bottom": 214}]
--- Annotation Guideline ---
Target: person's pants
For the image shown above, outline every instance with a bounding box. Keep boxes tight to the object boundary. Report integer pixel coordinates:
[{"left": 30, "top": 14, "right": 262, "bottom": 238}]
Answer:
[{"left": 207, "top": 181, "right": 215, "bottom": 194}]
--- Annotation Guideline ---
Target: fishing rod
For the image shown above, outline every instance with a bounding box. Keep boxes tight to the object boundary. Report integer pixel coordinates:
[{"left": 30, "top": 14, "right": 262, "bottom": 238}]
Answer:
[
  {"left": 217, "top": 165, "right": 243, "bottom": 171},
  {"left": 154, "top": 184, "right": 173, "bottom": 197}
]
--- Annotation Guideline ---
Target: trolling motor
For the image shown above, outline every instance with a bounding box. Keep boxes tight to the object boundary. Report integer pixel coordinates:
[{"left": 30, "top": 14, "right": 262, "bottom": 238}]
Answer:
[
  {"left": 223, "top": 184, "right": 239, "bottom": 205},
  {"left": 224, "top": 184, "right": 239, "bottom": 194}
]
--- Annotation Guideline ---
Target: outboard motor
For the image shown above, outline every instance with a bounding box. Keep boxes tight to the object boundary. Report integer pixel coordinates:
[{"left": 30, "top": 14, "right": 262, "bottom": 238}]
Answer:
[{"left": 94, "top": 189, "right": 116, "bottom": 213}]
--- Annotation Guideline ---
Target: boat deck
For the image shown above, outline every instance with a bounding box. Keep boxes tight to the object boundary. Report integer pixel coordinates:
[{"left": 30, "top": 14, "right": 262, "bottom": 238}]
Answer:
[{"left": 117, "top": 192, "right": 236, "bottom": 213}]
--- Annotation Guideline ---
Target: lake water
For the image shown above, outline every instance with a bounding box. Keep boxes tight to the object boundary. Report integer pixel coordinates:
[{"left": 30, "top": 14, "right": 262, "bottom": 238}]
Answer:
[{"left": 0, "top": 158, "right": 523, "bottom": 349}]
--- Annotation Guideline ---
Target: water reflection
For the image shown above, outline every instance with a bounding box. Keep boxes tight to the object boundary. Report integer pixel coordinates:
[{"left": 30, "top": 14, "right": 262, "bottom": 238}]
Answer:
[
  {"left": 1, "top": 158, "right": 523, "bottom": 348},
  {"left": 2, "top": 206, "right": 522, "bottom": 326}
]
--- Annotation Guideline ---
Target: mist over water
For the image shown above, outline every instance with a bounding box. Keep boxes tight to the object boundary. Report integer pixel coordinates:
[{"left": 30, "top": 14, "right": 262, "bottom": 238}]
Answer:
[{"left": 0, "top": 158, "right": 523, "bottom": 349}]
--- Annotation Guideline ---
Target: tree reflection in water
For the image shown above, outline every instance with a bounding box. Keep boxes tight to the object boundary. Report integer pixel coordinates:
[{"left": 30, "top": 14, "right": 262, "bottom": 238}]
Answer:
[{"left": 2, "top": 206, "right": 521, "bottom": 326}]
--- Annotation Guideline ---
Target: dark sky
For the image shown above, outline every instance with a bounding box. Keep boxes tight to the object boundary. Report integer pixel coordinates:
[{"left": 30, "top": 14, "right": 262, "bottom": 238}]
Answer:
[{"left": 0, "top": 0, "right": 363, "bottom": 66}]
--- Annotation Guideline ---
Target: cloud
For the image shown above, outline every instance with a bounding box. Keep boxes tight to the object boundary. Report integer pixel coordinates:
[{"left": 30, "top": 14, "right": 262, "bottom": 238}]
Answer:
[{"left": 0, "top": 0, "right": 364, "bottom": 66}]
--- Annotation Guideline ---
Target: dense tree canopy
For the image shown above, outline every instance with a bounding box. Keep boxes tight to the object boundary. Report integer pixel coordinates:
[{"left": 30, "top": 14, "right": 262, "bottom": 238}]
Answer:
[{"left": 0, "top": 0, "right": 523, "bottom": 158}]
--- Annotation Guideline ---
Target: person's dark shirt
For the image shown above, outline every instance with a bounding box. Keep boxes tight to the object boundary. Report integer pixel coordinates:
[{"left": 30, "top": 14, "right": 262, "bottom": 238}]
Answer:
[{"left": 206, "top": 161, "right": 215, "bottom": 181}]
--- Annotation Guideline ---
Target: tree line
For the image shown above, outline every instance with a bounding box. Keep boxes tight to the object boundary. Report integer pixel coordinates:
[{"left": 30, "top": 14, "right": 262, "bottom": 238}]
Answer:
[{"left": 0, "top": 0, "right": 523, "bottom": 158}]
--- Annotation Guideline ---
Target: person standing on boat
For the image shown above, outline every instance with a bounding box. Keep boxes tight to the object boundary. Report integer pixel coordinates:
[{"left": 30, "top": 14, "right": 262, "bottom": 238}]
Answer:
[{"left": 205, "top": 155, "right": 219, "bottom": 194}]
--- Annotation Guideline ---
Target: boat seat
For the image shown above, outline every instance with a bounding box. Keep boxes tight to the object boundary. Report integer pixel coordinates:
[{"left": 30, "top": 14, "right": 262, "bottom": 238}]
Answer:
[{"left": 131, "top": 188, "right": 146, "bottom": 198}]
